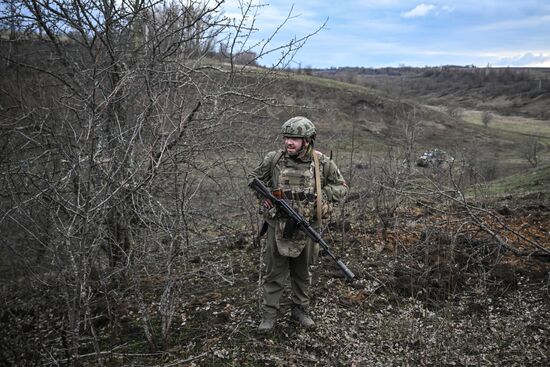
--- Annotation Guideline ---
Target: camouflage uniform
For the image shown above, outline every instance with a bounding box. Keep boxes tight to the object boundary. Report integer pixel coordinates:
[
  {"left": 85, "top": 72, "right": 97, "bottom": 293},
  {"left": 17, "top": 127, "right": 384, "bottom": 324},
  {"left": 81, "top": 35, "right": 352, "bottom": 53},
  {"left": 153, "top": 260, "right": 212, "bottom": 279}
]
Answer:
[{"left": 249, "top": 117, "right": 348, "bottom": 321}]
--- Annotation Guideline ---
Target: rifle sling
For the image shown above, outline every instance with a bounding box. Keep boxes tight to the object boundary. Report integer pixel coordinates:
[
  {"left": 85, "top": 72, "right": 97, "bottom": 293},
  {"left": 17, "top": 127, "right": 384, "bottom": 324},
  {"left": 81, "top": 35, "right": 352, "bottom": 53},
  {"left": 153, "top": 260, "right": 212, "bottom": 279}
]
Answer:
[{"left": 313, "top": 150, "right": 322, "bottom": 227}]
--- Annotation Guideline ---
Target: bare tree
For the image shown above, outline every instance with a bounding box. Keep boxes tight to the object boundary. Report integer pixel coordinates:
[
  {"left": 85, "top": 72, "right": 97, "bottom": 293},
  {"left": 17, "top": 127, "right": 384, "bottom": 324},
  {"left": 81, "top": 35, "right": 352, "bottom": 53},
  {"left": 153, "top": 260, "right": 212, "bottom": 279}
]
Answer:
[
  {"left": 368, "top": 148, "right": 408, "bottom": 242},
  {"left": 0, "top": 0, "right": 21, "bottom": 40},
  {"left": 446, "top": 104, "right": 463, "bottom": 119},
  {"left": 481, "top": 110, "right": 493, "bottom": 127},
  {"left": 398, "top": 107, "right": 423, "bottom": 172},
  {"left": 0, "top": 0, "right": 323, "bottom": 363},
  {"left": 522, "top": 136, "right": 541, "bottom": 168}
]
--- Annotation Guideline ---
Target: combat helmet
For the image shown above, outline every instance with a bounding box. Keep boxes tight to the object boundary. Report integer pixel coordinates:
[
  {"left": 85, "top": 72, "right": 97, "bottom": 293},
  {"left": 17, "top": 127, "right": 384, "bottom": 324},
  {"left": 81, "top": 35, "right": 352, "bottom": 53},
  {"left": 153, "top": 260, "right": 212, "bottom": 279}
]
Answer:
[{"left": 281, "top": 116, "right": 316, "bottom": 139}]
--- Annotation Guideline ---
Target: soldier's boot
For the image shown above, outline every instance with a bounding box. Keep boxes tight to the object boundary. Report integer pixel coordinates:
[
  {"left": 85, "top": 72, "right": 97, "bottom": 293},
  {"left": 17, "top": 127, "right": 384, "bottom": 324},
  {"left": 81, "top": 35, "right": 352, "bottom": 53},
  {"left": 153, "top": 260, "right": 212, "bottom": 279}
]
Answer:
[
  {"left": 257, "top": 316, "right": 276, "bottom": 333},
  {"left": 291, "top": 305, "right": 315, "bottom": 329}
]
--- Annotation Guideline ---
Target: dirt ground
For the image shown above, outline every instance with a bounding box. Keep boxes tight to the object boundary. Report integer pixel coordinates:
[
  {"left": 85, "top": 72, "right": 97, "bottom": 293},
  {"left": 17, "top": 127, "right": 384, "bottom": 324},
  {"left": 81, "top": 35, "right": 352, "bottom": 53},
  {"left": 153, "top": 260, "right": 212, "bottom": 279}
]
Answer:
[
  {"left": 167, "top": 200, "right": 549, "bottom": 366},
  {"left": 4, "top": 198, "right": 547, "bottom": 366}
]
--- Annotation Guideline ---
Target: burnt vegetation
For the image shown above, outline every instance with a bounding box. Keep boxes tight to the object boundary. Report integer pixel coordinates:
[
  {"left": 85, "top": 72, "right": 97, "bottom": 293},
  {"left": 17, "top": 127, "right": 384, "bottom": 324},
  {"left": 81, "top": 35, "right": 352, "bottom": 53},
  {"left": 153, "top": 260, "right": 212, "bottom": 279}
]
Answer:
[{"left": 1, "top": 1, "right": 549, "bottom": 366}]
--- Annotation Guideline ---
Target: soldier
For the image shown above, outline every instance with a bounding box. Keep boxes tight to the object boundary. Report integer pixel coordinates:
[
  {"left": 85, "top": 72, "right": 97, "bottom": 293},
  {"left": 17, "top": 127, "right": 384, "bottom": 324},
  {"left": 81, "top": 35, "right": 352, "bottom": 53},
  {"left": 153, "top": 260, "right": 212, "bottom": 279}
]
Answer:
[{"left": 249, "top": 116, "right": 348, "bottom": 333}]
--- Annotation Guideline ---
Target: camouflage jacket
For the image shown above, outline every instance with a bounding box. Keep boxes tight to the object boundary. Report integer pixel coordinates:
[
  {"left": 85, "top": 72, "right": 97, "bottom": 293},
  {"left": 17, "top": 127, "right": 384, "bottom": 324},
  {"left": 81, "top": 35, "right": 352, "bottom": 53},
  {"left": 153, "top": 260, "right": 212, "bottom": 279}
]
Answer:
[
  {"left": 249, "top": 149, "right": 348, "bottom": 257},
  {"left": 248, "top": 149, "right": 348, "bottom": 204}
]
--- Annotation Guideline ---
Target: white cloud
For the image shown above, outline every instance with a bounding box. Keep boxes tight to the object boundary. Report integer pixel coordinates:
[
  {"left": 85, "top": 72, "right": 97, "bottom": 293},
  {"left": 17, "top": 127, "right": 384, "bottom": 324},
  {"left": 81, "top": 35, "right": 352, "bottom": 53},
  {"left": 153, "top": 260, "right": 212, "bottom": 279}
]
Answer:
[
  {"left": 494, "top": 52, "right": 550, "bottom": 67},
  {"left": 401, "top": 3, "right": 436, "bottom": 18},
  {"left": 400, "top": 3, "right": 455, "bottom": 18}
]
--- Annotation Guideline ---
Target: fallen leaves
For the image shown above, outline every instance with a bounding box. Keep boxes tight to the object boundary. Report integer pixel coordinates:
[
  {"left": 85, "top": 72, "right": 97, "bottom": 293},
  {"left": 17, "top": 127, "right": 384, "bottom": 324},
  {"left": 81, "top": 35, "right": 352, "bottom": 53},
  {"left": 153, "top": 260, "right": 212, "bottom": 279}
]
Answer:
[{"left": 2, "top": 200, "right": 549, "bottom": 366}]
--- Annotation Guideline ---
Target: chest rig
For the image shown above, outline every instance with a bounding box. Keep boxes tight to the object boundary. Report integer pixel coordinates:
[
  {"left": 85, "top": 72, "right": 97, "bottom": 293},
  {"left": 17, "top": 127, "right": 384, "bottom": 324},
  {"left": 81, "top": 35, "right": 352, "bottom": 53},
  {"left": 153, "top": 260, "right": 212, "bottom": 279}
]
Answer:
[
  {"left": 276, "top": 154, "right": 317, "bottom": 217},
  {"left": 267, "top": 153, "right": 318, "bottom": 257}
]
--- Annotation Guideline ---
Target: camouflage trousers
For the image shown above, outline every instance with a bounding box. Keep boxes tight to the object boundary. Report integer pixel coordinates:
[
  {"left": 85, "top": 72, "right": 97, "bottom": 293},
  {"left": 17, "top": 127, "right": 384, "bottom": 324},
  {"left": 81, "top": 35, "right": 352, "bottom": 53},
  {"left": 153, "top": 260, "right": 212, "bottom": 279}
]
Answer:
[{"left": 262, "top": 225, "right": 316, "bottom": 317}]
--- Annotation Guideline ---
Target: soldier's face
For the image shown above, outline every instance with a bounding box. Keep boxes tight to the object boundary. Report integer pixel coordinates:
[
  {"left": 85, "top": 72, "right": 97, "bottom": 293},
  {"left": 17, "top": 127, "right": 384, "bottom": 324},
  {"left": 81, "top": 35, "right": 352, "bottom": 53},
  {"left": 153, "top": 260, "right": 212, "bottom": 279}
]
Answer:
[{"left": 284, "top": 137, "right": 305, "bottom": 156}]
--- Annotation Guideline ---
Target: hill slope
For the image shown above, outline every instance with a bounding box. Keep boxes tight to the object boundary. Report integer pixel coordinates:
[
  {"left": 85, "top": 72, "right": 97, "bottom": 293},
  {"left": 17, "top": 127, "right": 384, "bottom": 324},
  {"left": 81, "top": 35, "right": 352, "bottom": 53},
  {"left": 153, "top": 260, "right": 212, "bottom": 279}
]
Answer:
[
  {"left": 258, "top": 70, "right": 549, "bottom": 180},
  {"left": 314, "top": 66, "right": 550, "bottom": 119}
]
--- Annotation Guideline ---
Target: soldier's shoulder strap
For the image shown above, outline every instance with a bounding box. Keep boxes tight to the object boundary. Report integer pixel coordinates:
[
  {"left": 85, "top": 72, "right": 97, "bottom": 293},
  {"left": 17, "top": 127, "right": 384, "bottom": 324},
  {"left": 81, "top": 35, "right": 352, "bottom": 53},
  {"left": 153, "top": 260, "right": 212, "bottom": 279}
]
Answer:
[
  {"left": 312, "top": 150, "right": 323, "bottom": 226},
  {"left": 314, "top": 149, "right": 331, "bottom": 164},
  {"left": 269, "top": 149, "right": 285, "bottom": 173}
]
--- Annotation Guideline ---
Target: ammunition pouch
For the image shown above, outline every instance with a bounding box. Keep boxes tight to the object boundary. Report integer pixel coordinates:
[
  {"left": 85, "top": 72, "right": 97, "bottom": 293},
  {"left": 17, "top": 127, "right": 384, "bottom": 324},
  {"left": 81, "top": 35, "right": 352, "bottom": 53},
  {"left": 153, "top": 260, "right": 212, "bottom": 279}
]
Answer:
[
  {"left": 282, "top": 190, "right": 315, "bottom": 203},
  {"left": 272, "top": 189, "right": 314, "bottom": 202}
]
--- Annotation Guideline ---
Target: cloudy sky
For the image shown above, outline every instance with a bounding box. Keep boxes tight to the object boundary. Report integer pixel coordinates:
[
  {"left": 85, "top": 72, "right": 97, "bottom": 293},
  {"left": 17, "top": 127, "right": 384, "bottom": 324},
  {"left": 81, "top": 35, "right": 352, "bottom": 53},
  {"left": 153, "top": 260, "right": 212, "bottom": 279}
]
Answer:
[{"left": 222, "top": 0, "right": 550, "bottom": 68}]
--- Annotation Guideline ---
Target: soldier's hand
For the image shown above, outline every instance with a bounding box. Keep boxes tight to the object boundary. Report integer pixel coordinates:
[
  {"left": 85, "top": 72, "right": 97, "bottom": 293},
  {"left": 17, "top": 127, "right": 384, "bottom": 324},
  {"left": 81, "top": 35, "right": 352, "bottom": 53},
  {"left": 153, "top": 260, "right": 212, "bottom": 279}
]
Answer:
[{"left": 262, "top": 199, "right": 273, "bottom": 209}]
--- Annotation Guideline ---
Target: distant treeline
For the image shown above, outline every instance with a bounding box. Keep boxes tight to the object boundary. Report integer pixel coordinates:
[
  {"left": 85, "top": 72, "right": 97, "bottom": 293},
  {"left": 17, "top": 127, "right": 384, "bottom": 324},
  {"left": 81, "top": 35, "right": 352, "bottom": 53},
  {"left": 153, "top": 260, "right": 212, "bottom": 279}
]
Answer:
[
  {"left": 300, "top": 65, "right": 550, "bottom": 119},
  {"left": 300, "top": 65, "right": 550, "bottom": 79},
  {"left": 309, "top": 65, "right": 550, "bottom": 97}
]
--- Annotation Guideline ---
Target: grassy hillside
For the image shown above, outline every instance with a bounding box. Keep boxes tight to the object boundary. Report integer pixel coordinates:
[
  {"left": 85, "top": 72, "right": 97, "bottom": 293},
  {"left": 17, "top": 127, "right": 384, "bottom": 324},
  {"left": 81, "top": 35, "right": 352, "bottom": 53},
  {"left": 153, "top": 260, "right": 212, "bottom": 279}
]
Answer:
[
  {"left": 483, "top": 165, "right": 550, "bottom": 198},
  {"left": 313, "top": 66, "right": 550, "bottom": 119},
  {"left": 258, "top": 69, "right": 549, "bottom": 182}
]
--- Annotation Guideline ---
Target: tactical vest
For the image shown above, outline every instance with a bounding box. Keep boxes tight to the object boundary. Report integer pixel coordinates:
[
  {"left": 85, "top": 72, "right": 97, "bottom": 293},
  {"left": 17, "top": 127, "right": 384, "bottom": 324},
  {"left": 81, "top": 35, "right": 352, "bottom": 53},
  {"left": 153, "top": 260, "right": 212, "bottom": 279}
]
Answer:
[
  {"left": 277, "top": 154, "right": 316, "bottom": 217},
  {"left": 269, "top": 152, "right": 320, "bottom": 257}
]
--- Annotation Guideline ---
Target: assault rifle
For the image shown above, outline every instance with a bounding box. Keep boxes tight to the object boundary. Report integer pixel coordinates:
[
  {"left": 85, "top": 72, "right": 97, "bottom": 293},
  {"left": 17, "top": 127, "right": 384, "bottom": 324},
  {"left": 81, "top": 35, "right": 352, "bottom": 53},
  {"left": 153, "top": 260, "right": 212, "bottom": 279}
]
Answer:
[{"left": 249, "top": 178, "right": 355, "bottom": 280}]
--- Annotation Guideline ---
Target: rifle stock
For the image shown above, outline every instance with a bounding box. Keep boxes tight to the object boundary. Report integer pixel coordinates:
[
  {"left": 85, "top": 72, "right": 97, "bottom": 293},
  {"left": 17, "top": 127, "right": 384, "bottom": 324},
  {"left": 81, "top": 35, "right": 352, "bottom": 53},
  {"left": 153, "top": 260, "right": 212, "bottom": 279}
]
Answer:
[{"left": 250, "top": 178, "right": 355, "bottom": 280}]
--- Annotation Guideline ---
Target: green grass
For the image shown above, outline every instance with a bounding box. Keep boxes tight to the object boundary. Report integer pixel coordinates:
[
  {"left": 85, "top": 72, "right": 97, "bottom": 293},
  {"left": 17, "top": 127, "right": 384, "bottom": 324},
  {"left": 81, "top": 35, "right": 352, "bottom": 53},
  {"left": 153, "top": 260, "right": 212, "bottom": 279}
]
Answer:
[
  {"left": 455, "top": 110, "right": 550, "bottom": 175},
  {"left": 290, "top": 73, "right": 386, "bottom": 96},
  {"left": 481, "top": 165, "right": 550, "bottom": 197},
  {"left": 462, "top": 110, "right": 550, "bottom": 138}
]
